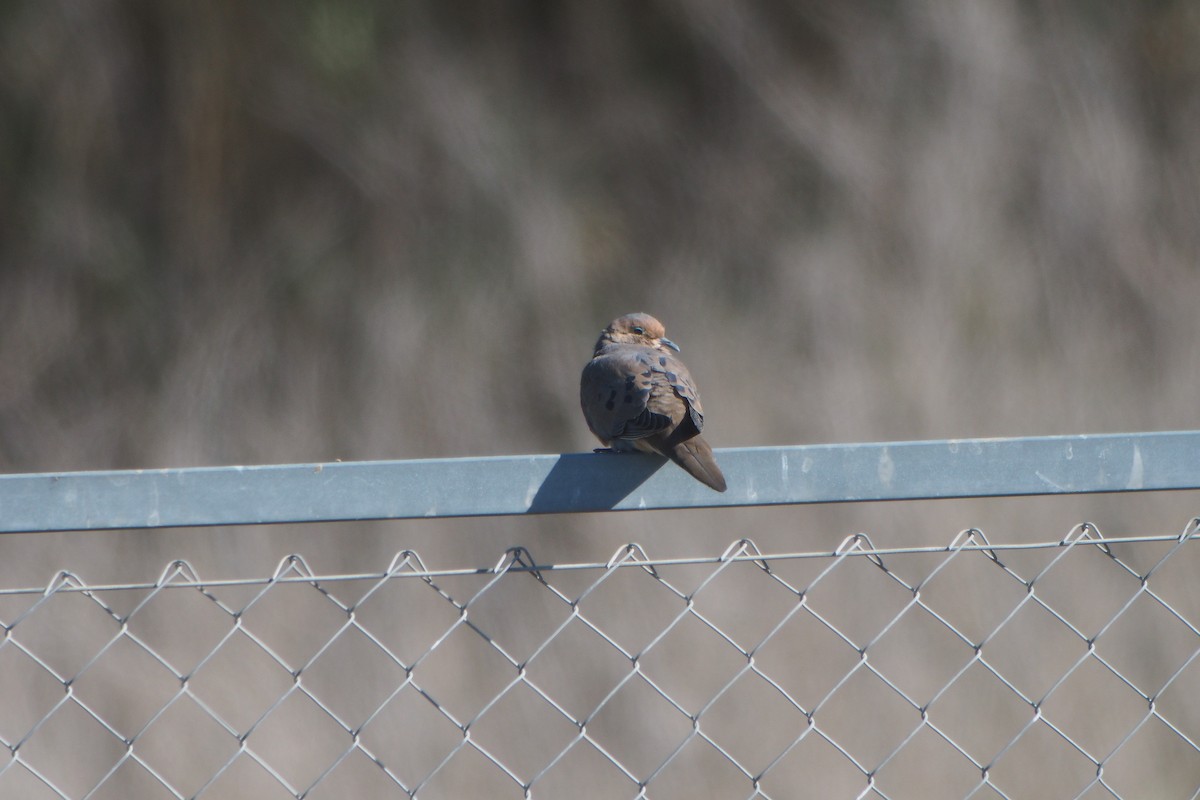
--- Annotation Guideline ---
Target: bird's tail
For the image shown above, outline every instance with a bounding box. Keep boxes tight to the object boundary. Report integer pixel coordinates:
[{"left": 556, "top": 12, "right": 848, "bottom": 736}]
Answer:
[{"left": 665, "top": 435, "right": 727, "bottom": 492}]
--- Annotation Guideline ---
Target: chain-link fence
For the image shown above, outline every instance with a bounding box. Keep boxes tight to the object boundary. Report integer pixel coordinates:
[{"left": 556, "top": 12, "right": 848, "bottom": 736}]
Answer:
[{"left": 4, "top": 519, "right": 1200, "bottom": 799}]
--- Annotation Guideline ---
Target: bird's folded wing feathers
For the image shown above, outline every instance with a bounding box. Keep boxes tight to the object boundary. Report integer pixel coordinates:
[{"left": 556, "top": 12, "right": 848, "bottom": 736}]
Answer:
[
  {"left": 581, "top": 347, "right": 704, "bottom": 441},
  {"left": 644, "top": 350, "right": 704, "bottom": 431}
]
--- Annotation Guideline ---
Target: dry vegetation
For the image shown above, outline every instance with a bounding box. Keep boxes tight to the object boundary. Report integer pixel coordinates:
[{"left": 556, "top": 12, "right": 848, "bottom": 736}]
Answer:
[{"left": 1, "top": 1, "right": 1199, "bottom": 796}]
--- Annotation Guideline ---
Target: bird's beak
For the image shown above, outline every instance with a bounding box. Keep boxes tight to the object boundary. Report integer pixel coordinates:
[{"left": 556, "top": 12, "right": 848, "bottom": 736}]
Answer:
[{"left": 659, "top": 337, "right": 680, "bottom": 352}]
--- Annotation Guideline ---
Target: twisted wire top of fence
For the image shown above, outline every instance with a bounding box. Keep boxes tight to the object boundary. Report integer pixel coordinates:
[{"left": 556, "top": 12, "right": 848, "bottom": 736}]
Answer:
[{"left": 5, "top": 522, "right": 1200, "bottom": 799}]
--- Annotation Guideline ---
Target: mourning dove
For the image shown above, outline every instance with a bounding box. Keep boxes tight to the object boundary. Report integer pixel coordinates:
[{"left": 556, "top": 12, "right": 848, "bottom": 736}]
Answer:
[{"left": 580, "top": 313, "right": 727, "bottom": 492}]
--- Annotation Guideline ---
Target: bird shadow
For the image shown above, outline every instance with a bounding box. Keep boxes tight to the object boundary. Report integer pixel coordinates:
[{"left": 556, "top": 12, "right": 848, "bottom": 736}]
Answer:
[{"left": 528, "top": 451, "right": 667, "bottom": 513}]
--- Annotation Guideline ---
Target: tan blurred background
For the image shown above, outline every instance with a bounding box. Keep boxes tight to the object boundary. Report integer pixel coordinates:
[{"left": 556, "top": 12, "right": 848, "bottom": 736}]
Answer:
[
  {"left": 2, "top": 1, "right": 1199, "bottom": 579},
  {"left": 4, "top": 4, "right": 1200, "bottom": 797}
]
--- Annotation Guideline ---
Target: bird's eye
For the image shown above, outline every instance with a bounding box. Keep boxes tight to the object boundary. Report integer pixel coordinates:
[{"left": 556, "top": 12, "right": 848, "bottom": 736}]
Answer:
[{"left": 632, "top": 326, "right": 645, "bottom": 335}]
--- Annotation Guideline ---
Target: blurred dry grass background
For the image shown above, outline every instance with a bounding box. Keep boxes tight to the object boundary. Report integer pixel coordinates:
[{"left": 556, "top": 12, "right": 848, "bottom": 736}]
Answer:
[
  {"left": 2, "top": 0, "right": 1198, "bottom": 573},
  {"left": 1, "top": 2, "right": 1200, "bottom": 795}
]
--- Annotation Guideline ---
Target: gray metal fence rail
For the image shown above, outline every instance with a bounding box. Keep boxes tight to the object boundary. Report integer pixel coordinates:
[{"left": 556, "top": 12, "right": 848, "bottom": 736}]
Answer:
[
  {"left": 2, "top": 431, "right": 1198, "bottom": 532},
  {"left": 2, "top": 432, "right": 1199, "bottom": 799}
]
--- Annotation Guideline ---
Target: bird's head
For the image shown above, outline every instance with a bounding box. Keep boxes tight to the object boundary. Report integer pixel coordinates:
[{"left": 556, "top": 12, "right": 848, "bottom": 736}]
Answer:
[{"left": 593, "top": 313, "right": 679, "bottom": 354}]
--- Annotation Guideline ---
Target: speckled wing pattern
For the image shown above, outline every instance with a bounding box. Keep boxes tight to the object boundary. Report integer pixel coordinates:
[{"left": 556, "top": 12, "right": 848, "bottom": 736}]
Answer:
[
  {"left": 581, "top": 343, "right": 725, "bottom": 491},
  {"left": 581, "top": 348, "right": 680, "bottom": 440}
]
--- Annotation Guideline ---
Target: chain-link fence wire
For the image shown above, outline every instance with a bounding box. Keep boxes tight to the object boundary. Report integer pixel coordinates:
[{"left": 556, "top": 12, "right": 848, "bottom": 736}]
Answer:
[{"left": 3, "top": 519, "right": 1200, "bottom": 799}]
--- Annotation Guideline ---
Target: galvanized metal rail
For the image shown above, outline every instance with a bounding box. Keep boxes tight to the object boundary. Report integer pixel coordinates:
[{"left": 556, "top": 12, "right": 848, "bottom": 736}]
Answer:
[{"left": 1, "top": 431, "right": 1196, "bottom": 533}]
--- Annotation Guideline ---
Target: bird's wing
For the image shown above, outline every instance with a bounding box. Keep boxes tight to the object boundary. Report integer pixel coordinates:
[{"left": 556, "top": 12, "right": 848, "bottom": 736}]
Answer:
[
  {"left": 581, "top": 347, "right": 677, "bottom": 442},
  {"left": 645, "top": 349, "right": 705, "bottom": 434}
]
